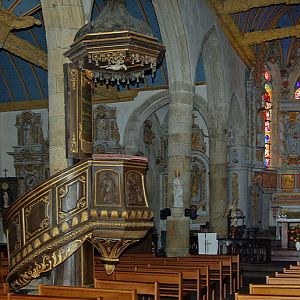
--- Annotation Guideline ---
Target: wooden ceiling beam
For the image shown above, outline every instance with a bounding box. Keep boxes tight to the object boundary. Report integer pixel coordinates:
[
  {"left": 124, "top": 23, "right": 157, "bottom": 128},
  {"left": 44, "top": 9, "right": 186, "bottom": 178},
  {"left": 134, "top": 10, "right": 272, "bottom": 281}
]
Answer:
[
  {"left": 0, "top": 6, "right": 47, "bottom": 70},
  {"left": 242, "top": 24, "right": 300, "bottom": 45},
  {"left": 2, "top": 32, "right": 48, "bottom": 70},
  {"left": 205, "top": 0, "right": 255, "bottom": 69},
  {"left": 216, "top": 0, "right": 300, "bottom": 14}
]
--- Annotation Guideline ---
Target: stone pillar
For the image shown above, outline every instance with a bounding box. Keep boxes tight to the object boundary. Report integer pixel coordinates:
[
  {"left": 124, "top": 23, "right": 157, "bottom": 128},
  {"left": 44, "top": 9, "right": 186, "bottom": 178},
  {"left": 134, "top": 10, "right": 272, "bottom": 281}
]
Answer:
[
  {"left": 166, "top": 84, "right": 194, "bottom": 257},
  {"left": 208, "top": 129, "right": 228, "bottom": 237},
  {"left": 53, "top": 241, "right": 94, "bottom": 287},
  {"left": 41, "top": 0, "right": 85, "bottom": 175}
]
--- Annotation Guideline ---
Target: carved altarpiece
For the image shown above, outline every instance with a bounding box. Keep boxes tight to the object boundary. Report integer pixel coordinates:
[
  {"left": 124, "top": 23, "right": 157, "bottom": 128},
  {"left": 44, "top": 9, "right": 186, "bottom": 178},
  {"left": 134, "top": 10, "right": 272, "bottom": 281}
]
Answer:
[{"left": 8, "top": 110, "right": 49, "bottom": 198}]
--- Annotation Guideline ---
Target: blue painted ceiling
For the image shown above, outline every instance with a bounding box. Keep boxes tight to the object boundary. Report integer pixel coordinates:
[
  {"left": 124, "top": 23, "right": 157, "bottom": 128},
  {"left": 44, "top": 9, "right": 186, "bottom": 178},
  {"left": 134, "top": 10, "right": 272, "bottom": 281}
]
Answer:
[{"left": 1, "top": 1, "right": 299, "bottom": 105}]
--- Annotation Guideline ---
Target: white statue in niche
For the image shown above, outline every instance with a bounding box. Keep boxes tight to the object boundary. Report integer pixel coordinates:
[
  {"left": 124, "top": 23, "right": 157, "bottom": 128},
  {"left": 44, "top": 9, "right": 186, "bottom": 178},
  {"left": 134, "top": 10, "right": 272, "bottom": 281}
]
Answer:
[
  {"left": 22, "top": 121, "right": 33, "bottom": 145},
  {"left": 96, "top": 113, "right": 108, "bottom": 140},
  {"left": 286, "top": 121, "right": 299, "bottom": 156},
  {"left": 173, "top": 170, "right": 183, "bottom": 207}
]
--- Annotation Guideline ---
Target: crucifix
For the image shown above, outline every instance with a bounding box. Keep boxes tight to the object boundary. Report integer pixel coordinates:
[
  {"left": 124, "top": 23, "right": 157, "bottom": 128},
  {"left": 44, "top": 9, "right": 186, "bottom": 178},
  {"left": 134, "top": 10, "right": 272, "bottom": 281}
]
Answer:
[
  {"left": 205, "top": 239, "right": 211, "bottom": 253},
  {"left": 3, "top": 168, "right": 8, "bottom": 177}
]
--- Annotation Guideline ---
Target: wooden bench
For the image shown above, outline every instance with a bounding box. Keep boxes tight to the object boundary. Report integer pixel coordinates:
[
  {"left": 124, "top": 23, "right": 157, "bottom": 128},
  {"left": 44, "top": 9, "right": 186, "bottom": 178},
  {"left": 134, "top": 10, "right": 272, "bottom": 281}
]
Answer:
[
  {"left": 38, "top": 284, "right": 138, "bottom": 300},
  {"left": 94, "top": 279, "right": 160, "bottom": 300},
  {"left": 135, "top": 265, "right": 212, "bottom": 300},
  {"left": 266, "top": 276, "right": 300, "bottom": 284},
  {"left": 165, "top": 260, "right": 226, "bottom": 300},
  {"left": 0, "top": 259, "right": 8, "bottom": 283},
  {"left": 276, "top": 272, "right": 300, "bottom": 278},
  {"left": 0, "top": 283, "right": 9, "bottom": 294},
  {"left": 189, "top": 254, "right": 241, "bottom": 290},
  {"left": 235, "top": 293, "right": 300, "bottom": 300},
  {"left": 112, "top": 271, "right": 189, "bottom": 299},
  {"left": 7, "top": 294, "right": 102, "bottom": 300},
  {"left": 249, "top": 284, "right": 300, "bottom": 296}
]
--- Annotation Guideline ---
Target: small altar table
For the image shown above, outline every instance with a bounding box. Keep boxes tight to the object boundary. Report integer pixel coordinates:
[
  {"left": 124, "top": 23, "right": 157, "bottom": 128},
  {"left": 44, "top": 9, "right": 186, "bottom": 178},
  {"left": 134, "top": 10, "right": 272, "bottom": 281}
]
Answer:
[{"left": 276, "top": 218, "right": 300, "bottom": 249}]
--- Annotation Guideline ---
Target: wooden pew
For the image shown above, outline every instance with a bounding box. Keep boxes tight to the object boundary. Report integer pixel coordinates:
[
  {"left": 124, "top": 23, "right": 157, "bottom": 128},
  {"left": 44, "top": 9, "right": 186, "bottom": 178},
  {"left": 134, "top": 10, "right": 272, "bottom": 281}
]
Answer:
[
  {"left": 38, "top": 284, "right": 138, "bottom": 300},
  {"left": 135, "top": 265, "right": 212, "bottom": 300},
  {"left": 0, "top": 283, "right": 9, "bottom": 294},
  {"left": 189, "top": 254, "right": 242, "bottom": 290},
  {"left": 0, "top": 259, "right": 8, "bottom": 283},
  {"left": 94, "top": 279, "right": 160, "bottom": 300},
  {"left": 249, "top": 284, "right": 300, "bottom": 296},
  {"left": 165, "top": 260, "right": 226, "bottom": 300},
  {"left": 235, "top": 293, "right": 300, "bottom": 300},
  {"left": 276, "top": 272, "right": 300, "bottom": 278},
  {"left": 266, "top": 276, "right": 300, "bottom": 284},
  {"left": 112, "top": 271, "right": 189, "bottom": 300},
  {"left": 7, "top": 294, "right": 102, "bottom": 300}
]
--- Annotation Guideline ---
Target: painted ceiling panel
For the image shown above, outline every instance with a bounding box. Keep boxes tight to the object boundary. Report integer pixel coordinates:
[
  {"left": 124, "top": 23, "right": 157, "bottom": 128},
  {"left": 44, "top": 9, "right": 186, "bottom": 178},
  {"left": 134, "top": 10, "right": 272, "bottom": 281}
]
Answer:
[{"left": 232, "top": 4, "right": 300, "bottom": 69}]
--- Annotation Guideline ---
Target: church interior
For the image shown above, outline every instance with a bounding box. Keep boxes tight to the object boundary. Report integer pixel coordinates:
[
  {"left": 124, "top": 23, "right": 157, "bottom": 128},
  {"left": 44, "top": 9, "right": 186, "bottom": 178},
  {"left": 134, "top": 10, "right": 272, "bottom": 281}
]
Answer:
[{"left": 2, "top": 0, "right": 300, "bottom": 298}]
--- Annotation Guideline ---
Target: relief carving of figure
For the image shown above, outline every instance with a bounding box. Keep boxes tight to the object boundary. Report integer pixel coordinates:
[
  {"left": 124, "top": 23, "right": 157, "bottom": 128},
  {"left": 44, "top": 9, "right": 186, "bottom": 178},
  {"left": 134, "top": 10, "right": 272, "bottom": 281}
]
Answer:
[
  {"left": 126, "top": 172, "right": 144, "bottom": 206},
  {"left": 99, "top": 172, "right": 118, "bottom": 204},
  {"left": 224, "top": 200, "right": 244, "bottom": 228},
  {"left": 173, "top": 170, "right": 183, "bottom": 208},
  {"left": 286, "top": 121, "right": 299, "bottom": 156}
]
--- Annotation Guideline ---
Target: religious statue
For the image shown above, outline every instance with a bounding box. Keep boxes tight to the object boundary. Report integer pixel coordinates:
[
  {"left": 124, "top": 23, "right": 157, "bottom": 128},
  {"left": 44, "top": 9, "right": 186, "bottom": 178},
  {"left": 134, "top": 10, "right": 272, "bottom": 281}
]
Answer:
[
  {"left": 224, "top": 200, "right": 244, "bottom": 238},
  {"left": 173, "top": 170, "right": 183, "bottom": 207},
  {"left": 286, "top": 121, "right": 299, "bottom": 156},
  {"left": 99, "top": 172, "right": 118, "bottom": 204},
  {"left": 3, "top": 191, "right": 9, "bottom": 209}
]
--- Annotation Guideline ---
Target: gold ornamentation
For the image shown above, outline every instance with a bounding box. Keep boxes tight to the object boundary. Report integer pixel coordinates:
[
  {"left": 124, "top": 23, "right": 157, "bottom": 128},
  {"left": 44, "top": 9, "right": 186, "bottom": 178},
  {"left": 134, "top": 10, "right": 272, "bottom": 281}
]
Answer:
[
  {"left": 232, "top": 173, "right": 239, "bottom": 205},
  {"left": 281, "top": 174, "right": 295, "bottom": 189},
  {"left": 24, "top": 194, "right": 50, "bottom": 241},
  {"left": 61, "top": 222, "right": 69, "bottom": 232},
  {"left": 58, "top": 175, "right": 87, "bottom": 220},
  {"left": 71, "top": 132, "right": 78, "bottom": 153}
]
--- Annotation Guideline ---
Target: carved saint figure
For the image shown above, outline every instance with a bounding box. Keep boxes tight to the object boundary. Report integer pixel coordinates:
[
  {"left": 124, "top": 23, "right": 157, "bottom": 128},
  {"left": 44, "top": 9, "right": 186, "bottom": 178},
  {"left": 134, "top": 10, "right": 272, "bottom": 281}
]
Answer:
[
  {"left": 224, "top": 200, "right": 244, "bottom": 228},
  {"left": 3, "top": 191, "right": 9, "bottom": 208},
  {"left": 173, "top": 170, "right": 183, "bottom": 208},
  {"left": 99, "top": 172, "right": 118, "bottom": 204},
  {"left": 126, "top": 172, "right": 144, "bottom": 206},
  {"left": 22, "top": 121, "right": 33, "bottom": 145},
  {"left": 96, "top": 114, "right": 108, "bottom": 140}
]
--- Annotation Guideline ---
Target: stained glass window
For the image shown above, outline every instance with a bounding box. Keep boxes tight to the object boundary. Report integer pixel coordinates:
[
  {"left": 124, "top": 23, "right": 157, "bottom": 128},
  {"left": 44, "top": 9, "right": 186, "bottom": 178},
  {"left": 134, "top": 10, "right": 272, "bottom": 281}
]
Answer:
[
  {"left": 264, "top": 83, "right": 272, "bottom": 167},
  {"left": 295, "top": 78, "right": 300, "bottom": 99},
  {"left": 264, "top": 70, "right": 270, "bottom": 81}
]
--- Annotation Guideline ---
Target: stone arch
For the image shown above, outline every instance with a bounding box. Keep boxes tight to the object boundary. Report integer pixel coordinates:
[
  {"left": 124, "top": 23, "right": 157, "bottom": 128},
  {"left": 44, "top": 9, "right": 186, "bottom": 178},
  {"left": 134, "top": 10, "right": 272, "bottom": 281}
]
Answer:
[
  {"left": 152, "top": 0, "right": 192, "bottom": 84},
  {"left": 123, "top": 90, "right": 169, "bottom": 155}
]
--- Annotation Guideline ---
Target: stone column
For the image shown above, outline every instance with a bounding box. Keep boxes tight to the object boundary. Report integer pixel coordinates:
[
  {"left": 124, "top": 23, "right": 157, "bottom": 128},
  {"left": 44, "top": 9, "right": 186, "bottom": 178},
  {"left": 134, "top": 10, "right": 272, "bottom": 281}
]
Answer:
[
  {"left": 166, "top": 84, "right": 194, "bottom": 257},
  {"left": 41, "top": 0, "right": 85, "bottom": 175},
  {"left": 40, "top": 1, "right": 94, "bottom": 288},
  {"left": 208, "top": 128, "right": 228, "bottom": 237}
]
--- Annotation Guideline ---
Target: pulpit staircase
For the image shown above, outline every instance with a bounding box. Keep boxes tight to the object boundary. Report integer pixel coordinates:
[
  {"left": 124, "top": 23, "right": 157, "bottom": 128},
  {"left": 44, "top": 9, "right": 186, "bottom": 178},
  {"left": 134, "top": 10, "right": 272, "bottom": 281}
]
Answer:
[{"left": 3, "top": 155, "right": 153, "bottom": 291}]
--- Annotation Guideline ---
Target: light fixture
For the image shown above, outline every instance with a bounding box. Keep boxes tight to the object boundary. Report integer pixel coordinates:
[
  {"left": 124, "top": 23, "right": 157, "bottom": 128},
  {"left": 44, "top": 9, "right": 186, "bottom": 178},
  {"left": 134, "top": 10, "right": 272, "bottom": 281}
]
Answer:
[{"left": 64, "top": 0, "right": 165, "bottom": 88}]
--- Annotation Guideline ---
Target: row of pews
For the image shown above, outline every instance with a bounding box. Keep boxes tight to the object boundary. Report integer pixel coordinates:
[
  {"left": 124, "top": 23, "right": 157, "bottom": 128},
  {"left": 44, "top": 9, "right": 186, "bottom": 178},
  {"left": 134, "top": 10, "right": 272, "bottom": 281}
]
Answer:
[
  {"left": 0, "top": 253, "right": 242, "bottom": 300},
  {"left": 94, "top": 252, "right": 243, "bottom": 300},
  {"left": 235, "top": 261, "right": 300, "bottom": 299}
]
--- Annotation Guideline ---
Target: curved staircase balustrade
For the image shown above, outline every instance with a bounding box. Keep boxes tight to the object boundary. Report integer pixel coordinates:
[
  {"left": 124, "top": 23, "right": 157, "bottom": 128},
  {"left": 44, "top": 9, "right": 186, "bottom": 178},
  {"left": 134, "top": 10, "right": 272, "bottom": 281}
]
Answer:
[{"left": 3, "top": 155, "right": 153, "bottom": 291}]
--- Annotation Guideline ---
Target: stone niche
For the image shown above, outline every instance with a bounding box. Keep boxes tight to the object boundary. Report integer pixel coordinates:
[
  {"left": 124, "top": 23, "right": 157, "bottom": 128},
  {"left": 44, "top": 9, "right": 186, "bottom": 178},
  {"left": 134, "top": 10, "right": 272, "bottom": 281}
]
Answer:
[{"left": 8, "top": 110, "right": 49, "bottom": 198}]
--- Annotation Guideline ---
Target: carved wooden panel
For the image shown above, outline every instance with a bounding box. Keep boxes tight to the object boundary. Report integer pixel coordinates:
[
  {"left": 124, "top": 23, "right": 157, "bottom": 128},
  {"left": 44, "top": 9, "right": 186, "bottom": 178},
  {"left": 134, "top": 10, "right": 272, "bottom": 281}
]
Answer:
[
  {"left": 95, "top": 170, "right": 121, "bottom": 206},
  {"left": 65, "top": 64, "right": 93, "bottom": 159},
  {"left": 56, "top": 172, "right": 87, "bottom": 223},
  {"left": 24, "top": 191, "right": 51, "bottom": 243},
  {"left": 125, "top": 171, "right": 147, "bottom": 207},
  {"left": 8, "top": 213, "right": 20, "bottom": 256}
]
